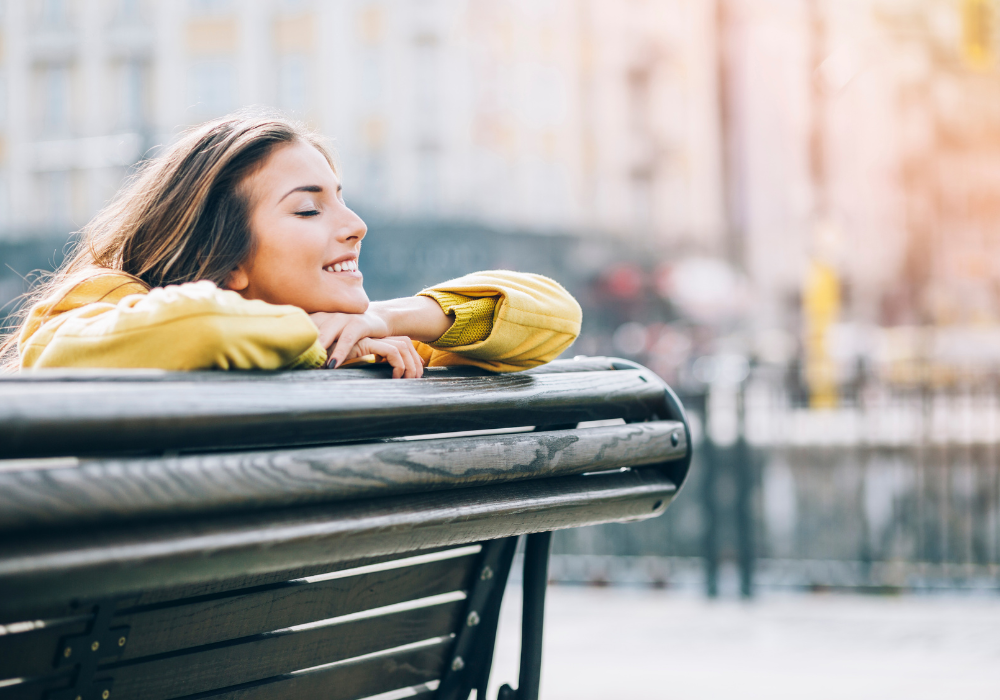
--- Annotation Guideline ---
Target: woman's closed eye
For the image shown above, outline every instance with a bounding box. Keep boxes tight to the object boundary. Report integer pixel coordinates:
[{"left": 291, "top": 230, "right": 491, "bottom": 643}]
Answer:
[{"left": 295, "top": 208, "right": 321, "bottom": 217}]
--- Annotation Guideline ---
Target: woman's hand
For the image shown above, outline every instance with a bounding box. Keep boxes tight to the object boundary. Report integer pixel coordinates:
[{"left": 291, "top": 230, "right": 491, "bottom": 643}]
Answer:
[
  {"left": 309, "top": 296, "right": 452, "bottom": 378},
  {"left": 309, "top": 311, "right": 425, "bottom": 378},
  {"left": 333, "top": 334, "right": 424, "bottom": 378}
]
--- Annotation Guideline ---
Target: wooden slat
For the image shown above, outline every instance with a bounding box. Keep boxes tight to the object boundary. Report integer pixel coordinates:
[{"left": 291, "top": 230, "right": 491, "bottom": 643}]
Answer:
[
  {"left": 0, "top": 369, "right": 667, "bottom": 459},
  {"left": 192, "top": 640, "right": 448, "bottom": 700},
  {"left": 0, "top": 468, "right": 675, "bottom": 613},
  {"left": 0, "top": 674, "right": 72, "bottom": 700},
  {"left": 0, "top": 618, "right": 88, "bottom": 684},
  {"left": 0, "top": 421, "right": 686, "bottom": 530},
  {"left": 105, "top": 598, "right": 465, "bottom": 700},
  {"left": 0, "top": 547, "right": 464, "bottom": 625},
  {"left": 0, "top": 554, "right": 475, "bottom": 680},
  {"left": 115, "top": 554, "right": 476, "bottom": 661},
  {"left": 0, "top": 622, "right": 453, "bottom": 700},
  {"left": 118, "top": 545, "right": 466, "bottom": 609},
  {"left": 0, "top": 357, "right": 619, "bottom": 384}
]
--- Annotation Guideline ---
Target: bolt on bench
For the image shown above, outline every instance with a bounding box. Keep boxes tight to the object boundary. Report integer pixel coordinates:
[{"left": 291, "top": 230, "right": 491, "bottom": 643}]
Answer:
[{"left": 0, "top": 356, "right": 692, "bottom": 700}]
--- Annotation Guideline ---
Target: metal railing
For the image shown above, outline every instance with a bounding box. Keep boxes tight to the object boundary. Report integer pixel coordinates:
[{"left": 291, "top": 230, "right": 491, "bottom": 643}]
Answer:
[{"left": 552, "top": 372, "right": 1000, "bottom": 595}]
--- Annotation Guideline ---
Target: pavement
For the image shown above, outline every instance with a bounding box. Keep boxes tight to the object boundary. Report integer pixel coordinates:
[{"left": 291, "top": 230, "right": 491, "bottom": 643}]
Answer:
[{"left": 485, "top": 585, "right": 1000, "bottom": 700}]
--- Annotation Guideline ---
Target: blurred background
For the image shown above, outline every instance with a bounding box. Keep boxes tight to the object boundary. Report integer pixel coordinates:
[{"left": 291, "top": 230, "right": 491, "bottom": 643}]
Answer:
[{"left": 2, "top": 0, "right": 1000, "bottom": 694}]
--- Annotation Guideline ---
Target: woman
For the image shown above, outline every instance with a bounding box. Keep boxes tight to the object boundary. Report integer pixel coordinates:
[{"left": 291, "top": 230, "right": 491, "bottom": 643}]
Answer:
[{"left": 0, "top": 112, "right": 581, "bottom": 375}]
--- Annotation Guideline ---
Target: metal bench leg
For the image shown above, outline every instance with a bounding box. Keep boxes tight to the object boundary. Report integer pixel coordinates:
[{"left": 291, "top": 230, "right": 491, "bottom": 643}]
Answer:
[{"left": 498, "top": 530, "right": 552, "bottom": 700}]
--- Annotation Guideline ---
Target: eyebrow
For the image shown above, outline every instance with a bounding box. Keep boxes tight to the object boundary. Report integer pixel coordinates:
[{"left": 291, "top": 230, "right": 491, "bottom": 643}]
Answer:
[{"left": 278, "top": 185, "right": 322, "bottom": 204}]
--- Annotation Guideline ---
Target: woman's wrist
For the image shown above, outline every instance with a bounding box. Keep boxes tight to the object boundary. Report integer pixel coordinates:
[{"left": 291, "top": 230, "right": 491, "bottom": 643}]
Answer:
[{"left": 369, "top": 296, "right": 453, "bottom": 344}]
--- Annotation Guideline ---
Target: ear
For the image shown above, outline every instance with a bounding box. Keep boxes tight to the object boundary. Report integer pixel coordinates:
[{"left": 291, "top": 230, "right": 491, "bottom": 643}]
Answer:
[{"left": 226, "top": 265, "right": 250, "bottom": 292}]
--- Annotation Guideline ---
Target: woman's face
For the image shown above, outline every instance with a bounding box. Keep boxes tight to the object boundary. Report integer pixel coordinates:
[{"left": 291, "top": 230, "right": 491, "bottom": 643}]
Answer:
[{"left": 231, "top": 140, "right": 369, "bottom": 313}]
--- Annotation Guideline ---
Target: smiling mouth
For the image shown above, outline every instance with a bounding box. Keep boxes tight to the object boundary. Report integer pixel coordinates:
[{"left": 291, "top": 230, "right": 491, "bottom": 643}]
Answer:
[{"left": 323, "top": 260, "right": 358, "bottom": 273}]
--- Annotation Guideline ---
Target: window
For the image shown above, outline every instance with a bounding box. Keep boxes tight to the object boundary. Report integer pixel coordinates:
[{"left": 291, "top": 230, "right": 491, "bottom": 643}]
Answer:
[
  {"left": 187, "top": 60, "right": 235, "bottom": 118},
  {"left": 413, "top": 44, "right": 440, "bottom": 144},
  {"left": 279, "top": 0, "right": 312, "bottom": 14},
  {"left": 120, "top": 60, "right": 145, "bottom": 129},
  {"left": 41, "top": 65, "right": 70, "bottom": 135},
  {"left": 39, "top": 0, "right": 69, "bottom": 29},
  {"left": 115, "top": 0, "right": 144, "bottom": 24},
  {"left": 0, "top": 75, "right": 8, "bottom": 127},
  {"left": 189, "top": 0, "right": 232, "bottom": 16},
  {"left": 360, "top": 55, "right": 382, "bottom": 107},
  {"left": 277, "top": 55, "right": 307, "bottom": 115},
  {"left": 627, "top": 65, "right": 652, "bottom": 135}
]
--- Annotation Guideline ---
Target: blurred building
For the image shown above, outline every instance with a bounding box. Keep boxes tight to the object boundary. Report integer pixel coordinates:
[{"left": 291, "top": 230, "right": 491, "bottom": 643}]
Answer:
[
  {"left": 724, "top": 0, "right": 1000, "bottom": 329},
  {"left": 0, "top": 0, "right": 725, "bottom": 252},
  {"left": 879, "top": 0, "right": 1000, "bottom": 329},
  {"left": 5, "top": 0, "right": 1000, "bottom": 381}
]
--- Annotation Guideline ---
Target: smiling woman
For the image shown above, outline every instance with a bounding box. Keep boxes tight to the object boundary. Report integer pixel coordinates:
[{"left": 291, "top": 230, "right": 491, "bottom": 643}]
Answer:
[
  {"left": 232, "top": 145, "right": 372, "bottom": 315},
  {"left": 0, "top": 112, "right": 582, "bottom": 376}
]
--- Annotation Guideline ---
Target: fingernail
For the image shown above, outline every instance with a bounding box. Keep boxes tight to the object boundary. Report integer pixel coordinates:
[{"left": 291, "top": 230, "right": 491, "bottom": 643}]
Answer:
[{"left": 329, "top": 358, "right": 339, "bottom": 369}]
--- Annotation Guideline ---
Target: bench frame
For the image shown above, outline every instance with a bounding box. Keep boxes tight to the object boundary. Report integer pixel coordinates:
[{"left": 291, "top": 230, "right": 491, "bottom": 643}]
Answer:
[{"left": 0, "top": 357, "right": 691, "bottom": 700}]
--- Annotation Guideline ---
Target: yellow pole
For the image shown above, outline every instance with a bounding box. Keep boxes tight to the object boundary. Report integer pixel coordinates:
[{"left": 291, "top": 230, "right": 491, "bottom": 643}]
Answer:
[
  {"left": 803, "top": 259, "right": 840, "bottom": 409},
  {"left": 963, "top": 0, "right": 995, "bottom": 70}
]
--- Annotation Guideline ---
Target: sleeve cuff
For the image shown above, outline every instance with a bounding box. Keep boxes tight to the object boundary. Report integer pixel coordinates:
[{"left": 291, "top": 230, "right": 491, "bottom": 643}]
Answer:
[
  {"left": 287, "top": 339, "right": 328, "bottom": 369},
  {"left": 419, "top": 290, "right": 498, "bottom": 348}
]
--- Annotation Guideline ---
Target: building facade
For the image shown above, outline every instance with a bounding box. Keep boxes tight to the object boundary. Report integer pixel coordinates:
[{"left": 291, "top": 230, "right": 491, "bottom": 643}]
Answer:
[
  {"left": 724, "top": 0, "right": 1000, "bottom": 331},
  {"left": 0, "top": 0, "right": 725, "bottom": 254}
]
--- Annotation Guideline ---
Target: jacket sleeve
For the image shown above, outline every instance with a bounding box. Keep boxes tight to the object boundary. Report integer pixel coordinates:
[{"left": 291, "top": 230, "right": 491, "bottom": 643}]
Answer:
[
  {"left": 418, "top": 290, "right": 497, "bottom": 347},
  {"left": 413, "top": 270, "right": 581, "bottom": 372},
  {"left": 19, "top": 280, "right": 327, "bottom": 370}
]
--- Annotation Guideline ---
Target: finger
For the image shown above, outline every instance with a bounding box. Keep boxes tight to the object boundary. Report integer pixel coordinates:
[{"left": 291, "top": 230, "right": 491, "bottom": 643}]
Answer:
[
  {"left": 387, "top": 337, "right": 419, "bottom": 378},
  {"left": 327, "top": 322, "right": 366, "bottom": 369},
  {"left": 390, "top": 337, "right": 422, "bottom": 378},
  {"left": 390, "top": 338, "right": 423, "bottom": 378},
  {"left": 316, "top": 315, "right": 350, "bottom": 353},
  {"left": 373, "top": 341, "right": 406, "bottom": 379},
  {"left": 406, "top": 340, "right": 424, "bottom": 378}
]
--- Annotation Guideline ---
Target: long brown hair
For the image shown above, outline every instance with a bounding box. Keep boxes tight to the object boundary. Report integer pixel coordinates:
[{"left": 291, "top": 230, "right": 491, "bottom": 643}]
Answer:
[{"left": 0, "top": 110, "right": 334, "bottom": 368}]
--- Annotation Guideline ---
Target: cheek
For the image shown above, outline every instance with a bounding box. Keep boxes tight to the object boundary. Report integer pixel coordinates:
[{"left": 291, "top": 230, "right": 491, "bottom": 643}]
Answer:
[{"left": 251, "top": 222, "right": 322, "bottom": 283}]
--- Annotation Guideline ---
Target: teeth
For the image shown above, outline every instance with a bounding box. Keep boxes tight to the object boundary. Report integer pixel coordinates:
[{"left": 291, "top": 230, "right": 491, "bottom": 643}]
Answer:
[{"left": 325, "top": 260, "right": 358, "bottom": 273}]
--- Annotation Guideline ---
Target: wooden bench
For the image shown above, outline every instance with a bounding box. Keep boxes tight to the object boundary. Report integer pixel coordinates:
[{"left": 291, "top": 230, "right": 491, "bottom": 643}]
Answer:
[{"left": 0, "top": 356, "right": 692, "bottom": 700}]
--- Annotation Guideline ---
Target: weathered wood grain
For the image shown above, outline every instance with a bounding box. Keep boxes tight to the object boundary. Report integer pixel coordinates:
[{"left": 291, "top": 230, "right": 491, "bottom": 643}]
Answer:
[
  {"left": 104, "top": 598, "right": 464, "bottom": 700},
  {"left": 0, "top": 546, "right": 467, "bottom": 625},
  {"left": 0, "top": 421, "right": 686, "bottom": 530},
  {"left": 0, "top": 357, "right": 691, "bottom": 700},
  {"left": 0, "top": 554, "right": 475, "bottom": 680},
  {"left": 117, "top": 545, "right": 468, "bottom": 609},
  {"left": 192, "top": 640, "right": 449, "bottom": 700},
  {"left": 0, "top": 468, "right": 675, "bottom": 613},
  {"left": 0, "top": 617, "right": 89, "bottom": 682},
  {"left": 0, "top": 356, "right": 619, "bottom": 384},
  {"left": 0, "top": 369, "right": 669, "bottom": 459},
  {"left": 0, "top": 673, "right": 72, "bottom": 700},
  {"left": 0, "top": 641, "right": 446, "bottom": 700},
  {"left": 114, "top": 554, "right": 475, "bottom": 661}
]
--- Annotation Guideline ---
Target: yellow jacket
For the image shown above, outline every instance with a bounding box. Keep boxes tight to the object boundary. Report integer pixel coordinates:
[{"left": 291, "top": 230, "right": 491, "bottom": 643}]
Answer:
[{"left": 17, "top": 270, "right": 582, "bottom": 372}]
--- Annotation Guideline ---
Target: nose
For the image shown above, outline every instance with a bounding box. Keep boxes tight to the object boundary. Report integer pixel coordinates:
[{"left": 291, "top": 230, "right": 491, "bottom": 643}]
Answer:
[{"left": 334, "top": 204, "right": 367, "bottom": 245}]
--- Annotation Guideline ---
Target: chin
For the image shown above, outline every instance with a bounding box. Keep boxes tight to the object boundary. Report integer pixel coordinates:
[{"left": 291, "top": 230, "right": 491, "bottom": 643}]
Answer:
[{"left": 325, "top": 289, "right": 369, "bottom": 314}]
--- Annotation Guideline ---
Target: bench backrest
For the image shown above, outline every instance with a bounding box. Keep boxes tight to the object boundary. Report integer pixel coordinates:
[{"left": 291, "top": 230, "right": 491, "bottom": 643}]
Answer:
[{"left": 0, "top": 357, "right": 691, "bottom": 700}]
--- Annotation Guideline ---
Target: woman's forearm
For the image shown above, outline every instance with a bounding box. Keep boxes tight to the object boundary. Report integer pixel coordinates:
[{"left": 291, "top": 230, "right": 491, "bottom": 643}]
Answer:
[{"left": 369, "top": 296, "right": 453, "bottom": 344}]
